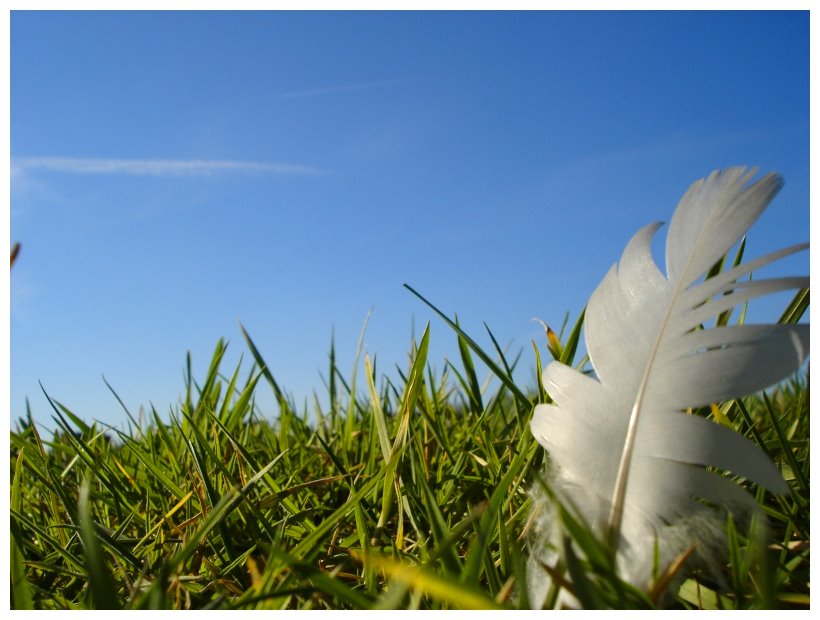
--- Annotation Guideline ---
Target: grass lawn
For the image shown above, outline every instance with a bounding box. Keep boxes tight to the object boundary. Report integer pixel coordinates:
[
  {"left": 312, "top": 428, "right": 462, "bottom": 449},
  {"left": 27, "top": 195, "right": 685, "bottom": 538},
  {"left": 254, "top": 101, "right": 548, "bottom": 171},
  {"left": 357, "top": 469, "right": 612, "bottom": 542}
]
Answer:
[{"left": 10, "top": 288, "right": 809, "bottom": 609}]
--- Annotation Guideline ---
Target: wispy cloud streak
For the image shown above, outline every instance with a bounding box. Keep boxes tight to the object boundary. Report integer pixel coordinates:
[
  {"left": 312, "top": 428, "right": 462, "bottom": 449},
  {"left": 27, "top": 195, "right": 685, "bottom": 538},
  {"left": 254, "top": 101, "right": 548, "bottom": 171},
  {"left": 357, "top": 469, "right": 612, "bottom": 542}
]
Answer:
[
  {"left": 278, "top": 78, "right": 415, "bottom": 100},
  {"left": 13, "top": 157, "right": 325, "bottom": 176}
]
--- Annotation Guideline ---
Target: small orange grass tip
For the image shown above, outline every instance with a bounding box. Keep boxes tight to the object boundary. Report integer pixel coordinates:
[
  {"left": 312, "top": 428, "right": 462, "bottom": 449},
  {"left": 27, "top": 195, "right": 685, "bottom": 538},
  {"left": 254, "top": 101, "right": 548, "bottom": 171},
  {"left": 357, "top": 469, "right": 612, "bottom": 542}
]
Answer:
[
  {"left": 10, "top": 242, "right": 21, "bottom": 268},
  {"left": 533, "top": 317, "right": 562, "bottom": 359}
]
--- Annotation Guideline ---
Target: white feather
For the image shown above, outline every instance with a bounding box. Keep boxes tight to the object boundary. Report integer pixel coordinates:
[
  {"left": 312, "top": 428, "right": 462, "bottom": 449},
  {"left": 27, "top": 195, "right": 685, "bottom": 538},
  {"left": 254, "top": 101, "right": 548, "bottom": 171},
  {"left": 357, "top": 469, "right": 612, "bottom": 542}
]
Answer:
[{"left": 529, "top": 168, "right": 809, "bottom": 599}]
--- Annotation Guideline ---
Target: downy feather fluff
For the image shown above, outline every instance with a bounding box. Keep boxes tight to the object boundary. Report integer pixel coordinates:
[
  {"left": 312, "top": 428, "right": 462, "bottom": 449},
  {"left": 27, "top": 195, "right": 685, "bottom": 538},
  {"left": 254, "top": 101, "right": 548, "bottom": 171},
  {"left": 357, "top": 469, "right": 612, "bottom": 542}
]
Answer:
[{"left": 528, "top": 167, "right": 809, "bottom": 602}]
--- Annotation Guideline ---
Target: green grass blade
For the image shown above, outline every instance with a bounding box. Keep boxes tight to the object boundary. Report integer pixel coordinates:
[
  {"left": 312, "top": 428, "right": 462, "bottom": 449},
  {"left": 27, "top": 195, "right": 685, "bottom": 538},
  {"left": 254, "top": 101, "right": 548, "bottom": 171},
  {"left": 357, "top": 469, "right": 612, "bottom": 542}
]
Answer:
[
  {"left": 239, "top": 323, "right": 287, "bottom": 406},
  {"left": 78, "top": 477, "right": 121, "bottom": 609},
  {"left": 11, "top": 449, "right": 34, "bottom": 610},
  {"left": 403, "top": 284, "right": 530, "bottom": 406},
  {"left": 366, "top": 552, "right": 502, "bottom": 609},
  {"left": 455, "top": 316, "right": 484, "bottom": 412}
]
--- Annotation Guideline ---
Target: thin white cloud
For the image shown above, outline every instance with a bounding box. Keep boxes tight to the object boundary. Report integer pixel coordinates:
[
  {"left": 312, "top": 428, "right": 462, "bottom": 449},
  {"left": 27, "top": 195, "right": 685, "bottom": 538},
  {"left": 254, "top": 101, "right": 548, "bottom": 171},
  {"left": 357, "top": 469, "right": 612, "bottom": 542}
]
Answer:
[
  {"left": 278, "top": 78, "right": 415, "bottom": 100},
  {"left": 12, "top": 157, "right": 326, "bottom": 176}
]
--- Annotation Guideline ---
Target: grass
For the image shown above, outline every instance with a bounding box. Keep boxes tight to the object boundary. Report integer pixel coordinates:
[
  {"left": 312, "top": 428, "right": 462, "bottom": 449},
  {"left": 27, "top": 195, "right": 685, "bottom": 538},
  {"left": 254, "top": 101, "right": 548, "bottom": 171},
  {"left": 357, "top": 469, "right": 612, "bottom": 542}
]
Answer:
[{"left": 9, "top": 287, "right": 809, "bottom": 610}]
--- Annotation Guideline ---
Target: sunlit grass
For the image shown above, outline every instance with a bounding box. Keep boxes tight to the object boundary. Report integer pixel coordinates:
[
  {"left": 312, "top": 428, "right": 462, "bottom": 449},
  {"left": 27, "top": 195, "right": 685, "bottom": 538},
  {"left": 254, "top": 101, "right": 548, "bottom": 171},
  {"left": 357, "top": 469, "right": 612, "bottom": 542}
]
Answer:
[{"left": 10, "top": 288, "right": 809, "bottom": 609}]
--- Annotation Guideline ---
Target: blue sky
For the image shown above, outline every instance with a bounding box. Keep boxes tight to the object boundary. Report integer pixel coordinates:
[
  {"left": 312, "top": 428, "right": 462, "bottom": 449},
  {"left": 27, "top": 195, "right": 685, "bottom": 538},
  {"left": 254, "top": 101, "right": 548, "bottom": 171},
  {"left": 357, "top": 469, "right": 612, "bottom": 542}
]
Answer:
[{"left": 10, "top": 10, "right": 810, "bottom": 430}]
